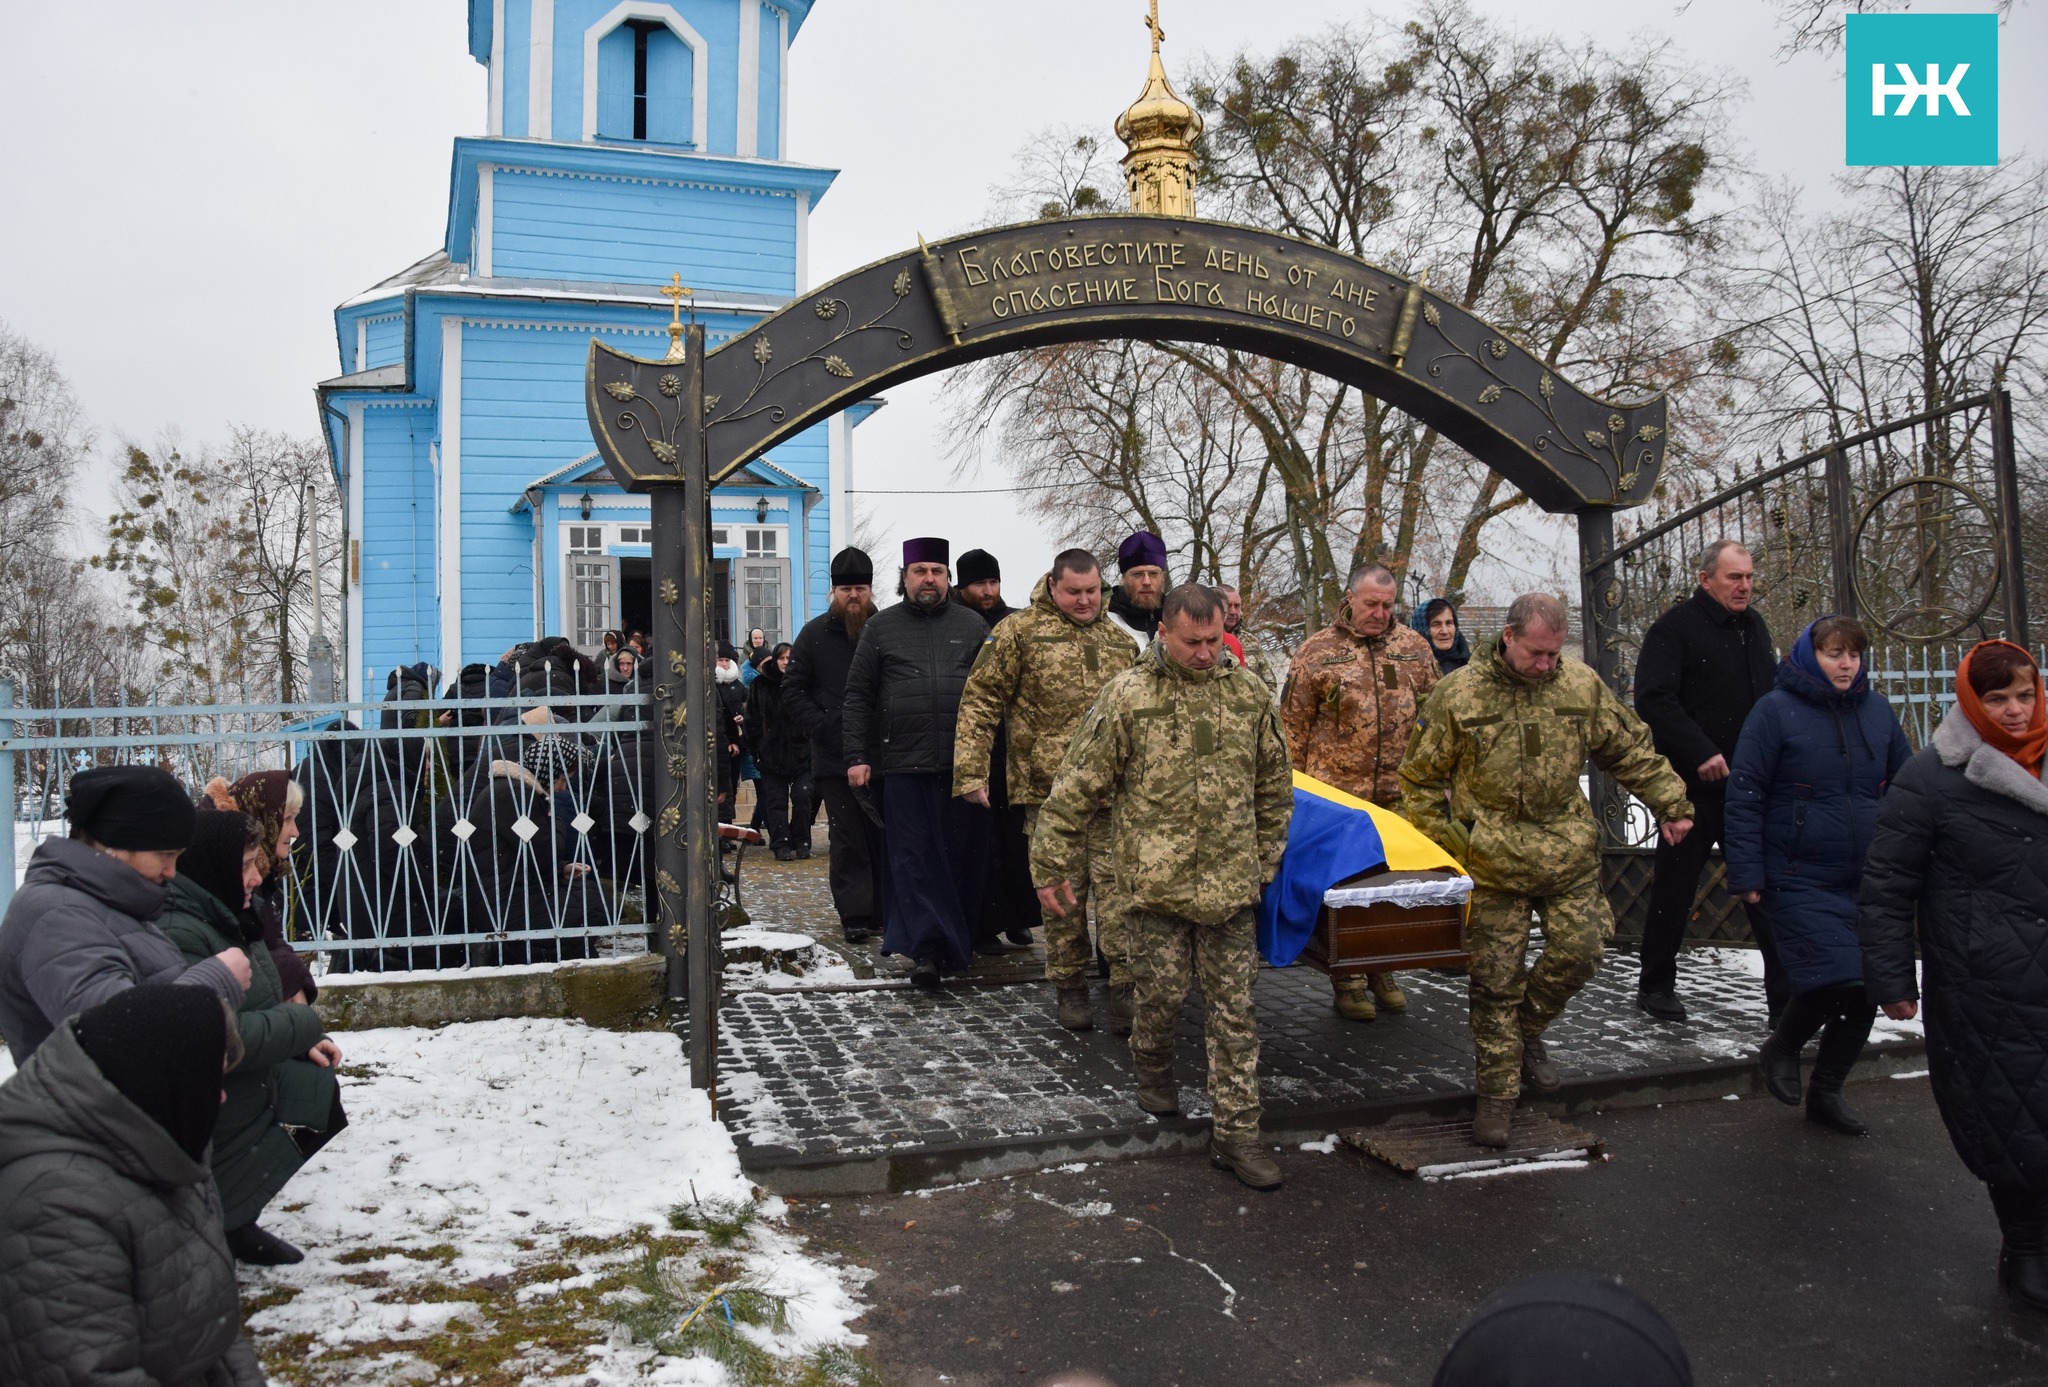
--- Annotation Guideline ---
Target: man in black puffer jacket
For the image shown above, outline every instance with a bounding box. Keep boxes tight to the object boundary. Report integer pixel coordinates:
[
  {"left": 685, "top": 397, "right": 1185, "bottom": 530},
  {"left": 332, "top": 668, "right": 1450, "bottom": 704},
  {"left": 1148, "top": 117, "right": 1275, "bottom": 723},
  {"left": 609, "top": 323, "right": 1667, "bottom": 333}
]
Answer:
[
  {"left": 786, "top": 547, "right": 884, "bottom": 942},
  {"left": 1631, "top": 539, "right": 1779, "bottom": 1025},
  {"left": 842, "top": 537, "right": 992, "bottom": 986}
]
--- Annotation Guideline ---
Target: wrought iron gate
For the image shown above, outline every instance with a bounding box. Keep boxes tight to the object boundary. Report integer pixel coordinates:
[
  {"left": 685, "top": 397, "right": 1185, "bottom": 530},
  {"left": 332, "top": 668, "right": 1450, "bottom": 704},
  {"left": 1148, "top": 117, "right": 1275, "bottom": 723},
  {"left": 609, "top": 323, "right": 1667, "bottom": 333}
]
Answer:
[{"left": 1580, "top": 387, "right": 2037, "bottom": 942}]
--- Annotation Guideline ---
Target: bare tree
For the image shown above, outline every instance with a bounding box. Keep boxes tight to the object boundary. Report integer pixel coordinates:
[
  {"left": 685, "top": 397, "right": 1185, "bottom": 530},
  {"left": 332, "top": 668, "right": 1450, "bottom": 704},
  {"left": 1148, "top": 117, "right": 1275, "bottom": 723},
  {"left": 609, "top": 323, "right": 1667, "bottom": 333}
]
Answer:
[
  {"left": 212, "top": 427, "right": 343, "bottom": 702},
  {"left": 1755, "top": 0, "right": 2020, "bottom": 57}
]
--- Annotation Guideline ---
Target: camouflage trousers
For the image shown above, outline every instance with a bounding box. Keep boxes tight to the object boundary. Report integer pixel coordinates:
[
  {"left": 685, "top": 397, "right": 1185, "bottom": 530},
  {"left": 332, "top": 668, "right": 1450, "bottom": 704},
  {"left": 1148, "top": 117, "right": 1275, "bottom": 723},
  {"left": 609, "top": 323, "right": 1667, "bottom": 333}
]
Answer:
[
  {"left": 1021, "top": 806, "right": 1129, "bottom": 987},
  {"left": 1467, "top": 879, "right": 1613, "bottom": 1100},
  {"left": 1126, "top": 907, "right": 1261, "bottom": 1142}
]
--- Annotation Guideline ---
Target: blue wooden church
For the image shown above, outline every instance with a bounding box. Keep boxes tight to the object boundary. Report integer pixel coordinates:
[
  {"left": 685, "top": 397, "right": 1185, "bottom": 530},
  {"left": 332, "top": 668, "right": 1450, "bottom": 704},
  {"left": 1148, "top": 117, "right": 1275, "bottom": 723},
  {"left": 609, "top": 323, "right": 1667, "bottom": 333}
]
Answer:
[{"left": 316, "top": 0, "right": 869, "bottom": 699}]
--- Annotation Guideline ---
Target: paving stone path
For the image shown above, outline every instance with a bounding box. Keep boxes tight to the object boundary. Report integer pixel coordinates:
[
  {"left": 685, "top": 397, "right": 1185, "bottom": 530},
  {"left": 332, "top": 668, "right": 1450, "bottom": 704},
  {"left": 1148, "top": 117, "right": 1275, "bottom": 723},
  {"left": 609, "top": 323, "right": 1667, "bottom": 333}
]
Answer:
[{"left": 717, "top": 841, "right": 1923, "bottom": 1169}]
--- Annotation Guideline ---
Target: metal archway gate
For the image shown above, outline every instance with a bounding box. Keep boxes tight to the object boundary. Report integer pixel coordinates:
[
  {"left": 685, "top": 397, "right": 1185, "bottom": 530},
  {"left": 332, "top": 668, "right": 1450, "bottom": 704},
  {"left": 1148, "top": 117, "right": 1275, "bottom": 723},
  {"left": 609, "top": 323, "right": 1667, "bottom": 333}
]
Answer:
[{"left": 583, "top": 213, "right": 1670, "bottom": 1101}]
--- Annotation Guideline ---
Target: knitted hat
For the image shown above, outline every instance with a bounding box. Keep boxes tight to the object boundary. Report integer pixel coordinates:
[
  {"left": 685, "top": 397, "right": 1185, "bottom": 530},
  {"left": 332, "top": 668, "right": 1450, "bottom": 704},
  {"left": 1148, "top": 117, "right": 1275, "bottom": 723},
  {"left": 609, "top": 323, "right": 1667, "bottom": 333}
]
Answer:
[
  {"left": 956, "top": 549, "right": 1001, "bottom": 587},
  {"left": 73, "top": 984, "right": 232, "bottom": 1164},
  {"left": 67, "top": 766, "right": 196, "bottom": 852}
]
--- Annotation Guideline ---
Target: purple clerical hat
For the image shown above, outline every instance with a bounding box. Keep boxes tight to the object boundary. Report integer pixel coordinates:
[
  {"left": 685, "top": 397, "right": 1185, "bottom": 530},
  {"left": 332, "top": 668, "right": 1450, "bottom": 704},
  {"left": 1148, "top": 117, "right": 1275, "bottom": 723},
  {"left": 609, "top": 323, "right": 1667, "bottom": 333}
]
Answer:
[
  {"left": 902, "top": 536, "right": 950, "bottom": 567},
  {"left": 1117, "top": 532, "right": 1168, "bottom": 573}
]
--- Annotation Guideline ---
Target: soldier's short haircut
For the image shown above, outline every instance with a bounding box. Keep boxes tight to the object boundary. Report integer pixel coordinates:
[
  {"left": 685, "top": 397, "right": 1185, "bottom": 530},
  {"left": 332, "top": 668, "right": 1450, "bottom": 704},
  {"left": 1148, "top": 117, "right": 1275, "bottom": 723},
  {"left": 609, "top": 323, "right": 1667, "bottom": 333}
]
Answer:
[
  {"left": 1049, "top": 548, "right": 1101, "bottom": 583},
  {"left": 1503, "top": 592, "right": 1570, "bottom": 636},
  {"left": 1348, "top": 563, "right": 1398, "bottom": 592},
  {"left": 1696, "top": 538, "right": 1750, "bottom": 578},
  {"left": 1160, "top": 583, "right": 1225, "bottom": 627}
]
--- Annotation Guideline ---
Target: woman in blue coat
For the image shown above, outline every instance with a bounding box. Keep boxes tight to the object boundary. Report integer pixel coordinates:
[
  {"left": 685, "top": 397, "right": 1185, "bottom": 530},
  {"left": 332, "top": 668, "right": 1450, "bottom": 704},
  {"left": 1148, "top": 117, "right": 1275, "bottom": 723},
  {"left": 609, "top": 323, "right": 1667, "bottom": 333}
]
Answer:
[{"left": 1726, "top": 615, "right": 1911, "bottom": 1135}]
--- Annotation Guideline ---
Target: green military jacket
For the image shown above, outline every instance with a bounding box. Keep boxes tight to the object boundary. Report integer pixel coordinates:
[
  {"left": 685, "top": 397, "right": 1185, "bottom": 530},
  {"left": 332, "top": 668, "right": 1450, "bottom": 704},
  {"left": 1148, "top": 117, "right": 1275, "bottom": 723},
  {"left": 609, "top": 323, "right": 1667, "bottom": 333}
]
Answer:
[
  {"left": 953, "top": 576, "right": 1140, "bottom": 805},
  {"left": 1397, "top": 637, "right": 1693, "bottom": 897},
  {"left": 1030, "top": 641, "right": 1294, "bottom": 926}
]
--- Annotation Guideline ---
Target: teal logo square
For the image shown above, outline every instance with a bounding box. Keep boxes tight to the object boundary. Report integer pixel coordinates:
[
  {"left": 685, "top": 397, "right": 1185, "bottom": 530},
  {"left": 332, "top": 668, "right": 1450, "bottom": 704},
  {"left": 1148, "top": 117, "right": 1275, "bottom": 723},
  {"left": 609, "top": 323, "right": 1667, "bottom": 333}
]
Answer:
[{"left": 1846, "top": 13, "right": 1998, "bottom": 166}]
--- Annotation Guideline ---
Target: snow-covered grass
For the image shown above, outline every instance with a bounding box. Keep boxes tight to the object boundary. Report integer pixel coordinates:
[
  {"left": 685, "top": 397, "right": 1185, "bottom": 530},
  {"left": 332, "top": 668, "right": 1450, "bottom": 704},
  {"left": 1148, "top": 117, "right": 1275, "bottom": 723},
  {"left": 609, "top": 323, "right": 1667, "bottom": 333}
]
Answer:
[{"left": 221, "top": 1019, "right": 872, "bottom": 1386}]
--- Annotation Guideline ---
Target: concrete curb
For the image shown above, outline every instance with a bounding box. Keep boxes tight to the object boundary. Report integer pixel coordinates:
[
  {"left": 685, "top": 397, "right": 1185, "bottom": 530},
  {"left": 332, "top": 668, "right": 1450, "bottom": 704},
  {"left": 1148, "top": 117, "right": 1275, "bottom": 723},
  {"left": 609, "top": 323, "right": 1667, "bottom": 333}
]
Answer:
[
  {"left": 738, "top": 1034, "right": 1929, "bottom": 1195},
  {"left": 318, "top": 953, "right": 666, "bottom": 1032}
]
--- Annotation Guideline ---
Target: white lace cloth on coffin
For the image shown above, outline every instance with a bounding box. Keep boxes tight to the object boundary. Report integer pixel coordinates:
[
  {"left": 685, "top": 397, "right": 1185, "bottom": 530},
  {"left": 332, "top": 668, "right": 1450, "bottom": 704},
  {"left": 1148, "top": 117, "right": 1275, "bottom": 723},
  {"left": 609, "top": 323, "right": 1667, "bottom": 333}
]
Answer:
[{"left": 1322, "top": 874, "right": 1475, "bottom": 910}]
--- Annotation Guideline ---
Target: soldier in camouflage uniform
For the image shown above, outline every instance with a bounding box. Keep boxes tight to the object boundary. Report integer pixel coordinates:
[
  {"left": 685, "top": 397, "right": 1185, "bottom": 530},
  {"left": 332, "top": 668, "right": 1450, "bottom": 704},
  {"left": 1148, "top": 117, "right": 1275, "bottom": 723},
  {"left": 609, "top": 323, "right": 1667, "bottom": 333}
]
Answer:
[
  {"left": 1031, "top": 585, "right": 1294, "bottom": 1190},
  {"left": 955, "top": 550, "right": 1140, "bottom": 1033},
  {"left": 1281, "top": 565, "right": 1439, "bottom": 1021},
  {"left": 1398, "top": 593, "right": 1693, "bottom": 1148}
]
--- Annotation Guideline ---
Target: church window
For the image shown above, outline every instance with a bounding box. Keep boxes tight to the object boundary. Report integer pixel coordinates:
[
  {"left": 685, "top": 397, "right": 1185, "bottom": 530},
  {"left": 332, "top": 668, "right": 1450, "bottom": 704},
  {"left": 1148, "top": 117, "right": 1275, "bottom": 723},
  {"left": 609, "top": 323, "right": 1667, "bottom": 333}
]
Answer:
[
  {"left": 618, "top": 526, "right": 651, "bottom": 545},
  {"left": 596, "top": 19, "right": 692, "bottom": 145},
  {"left": 567, "top": 526, "right": 604, "bottom": 553},
  {"left": 743, "top": 528, "right": 778, "bottom": 557}
]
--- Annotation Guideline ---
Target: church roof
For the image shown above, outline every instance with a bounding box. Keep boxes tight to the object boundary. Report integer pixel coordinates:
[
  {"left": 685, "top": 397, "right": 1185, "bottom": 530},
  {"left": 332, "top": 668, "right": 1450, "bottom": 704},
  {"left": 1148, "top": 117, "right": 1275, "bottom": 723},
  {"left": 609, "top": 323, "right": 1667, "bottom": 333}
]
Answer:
[{"left": 511, "top": 452, "right": 815, "bottom": 509}]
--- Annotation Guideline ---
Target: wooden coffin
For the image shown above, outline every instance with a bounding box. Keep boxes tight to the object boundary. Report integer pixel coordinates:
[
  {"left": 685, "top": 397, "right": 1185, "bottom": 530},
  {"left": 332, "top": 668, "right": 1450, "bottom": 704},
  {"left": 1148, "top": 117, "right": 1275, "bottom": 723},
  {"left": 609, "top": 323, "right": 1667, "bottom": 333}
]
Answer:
[{"left": 1303, "top": 868, "right": 1472, "bottom": 976}]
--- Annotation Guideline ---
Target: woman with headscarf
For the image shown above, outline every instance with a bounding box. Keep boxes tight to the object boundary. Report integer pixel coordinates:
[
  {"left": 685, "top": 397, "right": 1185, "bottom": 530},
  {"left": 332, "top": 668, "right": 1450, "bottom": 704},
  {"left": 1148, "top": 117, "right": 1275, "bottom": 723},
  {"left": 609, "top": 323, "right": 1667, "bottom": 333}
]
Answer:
[
  {"left": 1862, "top": 639, "right": 2048, "bottom": 1310},
  {"left": 1726, "top": 616, "right": 1910, "bottom": 1135},
  {"left": 0, "top": 984, "right": 266, "bottom": 1386},
  {"left": 1411, "top": 597, "right": 1471, "bottom": 676},
  {"left": 0, "top": 766, "right": 249, "bottom": 1063},
  {"left": 159, "top": 810, "right": 344, "bottom": 1267},
  {"left": 206, "top": 772, "right": 318, "bottom": 1004},
  {"left": 746, "top": 642, "right": 814, "bottom": 860}
]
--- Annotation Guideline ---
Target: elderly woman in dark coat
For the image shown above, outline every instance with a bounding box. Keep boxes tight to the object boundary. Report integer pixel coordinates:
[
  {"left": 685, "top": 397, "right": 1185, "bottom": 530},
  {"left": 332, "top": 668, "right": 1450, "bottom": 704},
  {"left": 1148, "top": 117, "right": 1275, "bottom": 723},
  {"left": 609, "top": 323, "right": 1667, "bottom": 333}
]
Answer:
[
  {"left": 160, "top": 810, "right": 344, "bottom": 1267},
  {"left": 207, "top": 771, "right": 318, "bottom": 1004},
  {"left": 0, "top": 766, "right": 248, "bottom": 1063},
  {"left": 1726, "top": 616, "right": 1910, "bottom": 1135},
  {"left": 1861, "top": 640, "right": 2048, "bottom": 1310},
  {"left": 0, "top": 984, "right": 266, "bottom": 1386},
  {"left": 1411, "top": 597, "right": 1471, "bottom": 676}
]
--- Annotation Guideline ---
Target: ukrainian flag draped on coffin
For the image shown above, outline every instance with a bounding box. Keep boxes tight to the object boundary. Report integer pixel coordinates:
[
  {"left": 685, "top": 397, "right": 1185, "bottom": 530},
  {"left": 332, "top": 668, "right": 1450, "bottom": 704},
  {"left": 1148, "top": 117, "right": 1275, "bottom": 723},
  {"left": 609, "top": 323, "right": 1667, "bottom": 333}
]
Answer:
[{"left": 1257, "top": 773, "right": 1464, "bottom": 966}]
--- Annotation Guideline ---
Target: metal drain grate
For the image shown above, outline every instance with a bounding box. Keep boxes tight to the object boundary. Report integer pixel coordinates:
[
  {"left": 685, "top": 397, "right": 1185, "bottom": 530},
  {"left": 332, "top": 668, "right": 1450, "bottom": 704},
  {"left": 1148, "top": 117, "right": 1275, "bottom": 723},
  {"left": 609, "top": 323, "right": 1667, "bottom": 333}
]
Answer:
[{"left": 1342, "top": 1114, "right": 1607, "bottom": 1178}]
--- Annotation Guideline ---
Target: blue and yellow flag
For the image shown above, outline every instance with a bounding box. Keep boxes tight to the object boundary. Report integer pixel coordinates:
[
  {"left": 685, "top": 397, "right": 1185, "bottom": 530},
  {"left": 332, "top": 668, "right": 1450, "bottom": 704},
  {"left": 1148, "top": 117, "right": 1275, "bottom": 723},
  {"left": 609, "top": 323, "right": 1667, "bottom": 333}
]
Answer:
[{"left": 1256, "top": 773, "right": 1463, "bottom": 966}]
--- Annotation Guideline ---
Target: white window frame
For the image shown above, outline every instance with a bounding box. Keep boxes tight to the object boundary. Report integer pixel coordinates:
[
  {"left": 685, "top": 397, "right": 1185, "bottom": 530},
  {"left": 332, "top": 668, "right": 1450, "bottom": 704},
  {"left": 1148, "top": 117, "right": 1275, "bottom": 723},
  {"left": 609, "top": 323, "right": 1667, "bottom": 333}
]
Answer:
[
  {"left": 565, "top": 553, "right": 620, "bottom": 651},
  {"left": 581, "top": 2, "right": 709, "bottom": 149}
]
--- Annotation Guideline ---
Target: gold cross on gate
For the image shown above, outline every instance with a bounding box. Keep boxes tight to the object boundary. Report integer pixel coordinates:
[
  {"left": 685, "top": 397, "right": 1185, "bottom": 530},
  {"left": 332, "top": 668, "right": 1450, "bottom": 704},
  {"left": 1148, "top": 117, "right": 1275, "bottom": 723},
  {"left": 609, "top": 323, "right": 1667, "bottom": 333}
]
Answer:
[
  {"left": 661, "top": 273, "right": 693, "bottom": 327},
  {"left": 662, "top": 273, "right": 692, "bottom": 362},
  {"left": 1144, "top": 0, "right": 1164, "bottom": 54}
]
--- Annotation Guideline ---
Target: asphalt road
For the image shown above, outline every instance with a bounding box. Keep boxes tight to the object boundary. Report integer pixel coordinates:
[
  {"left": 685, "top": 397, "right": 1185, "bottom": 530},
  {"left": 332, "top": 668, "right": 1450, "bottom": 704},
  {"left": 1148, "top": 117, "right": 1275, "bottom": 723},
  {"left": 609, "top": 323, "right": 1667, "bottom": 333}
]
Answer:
[{"left": 787, "top": 1077, "right": 2048, "bottom": 1387}]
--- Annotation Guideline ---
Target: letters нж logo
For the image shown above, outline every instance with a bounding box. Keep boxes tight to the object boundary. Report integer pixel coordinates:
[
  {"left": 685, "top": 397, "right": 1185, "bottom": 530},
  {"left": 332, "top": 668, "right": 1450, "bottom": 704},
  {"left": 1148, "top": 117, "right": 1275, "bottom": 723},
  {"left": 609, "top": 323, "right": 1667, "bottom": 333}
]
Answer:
[{"left": 1845, "top": 14, "right": 1998, "bottom": 167}]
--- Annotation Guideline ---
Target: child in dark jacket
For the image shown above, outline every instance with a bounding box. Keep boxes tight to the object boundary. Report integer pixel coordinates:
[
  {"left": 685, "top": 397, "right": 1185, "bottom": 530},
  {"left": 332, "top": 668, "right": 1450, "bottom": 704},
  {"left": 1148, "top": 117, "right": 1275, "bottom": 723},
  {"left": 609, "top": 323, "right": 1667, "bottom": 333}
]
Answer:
[{"left": 1727, "top": 615, "right": 1911, "bottom": 1135}]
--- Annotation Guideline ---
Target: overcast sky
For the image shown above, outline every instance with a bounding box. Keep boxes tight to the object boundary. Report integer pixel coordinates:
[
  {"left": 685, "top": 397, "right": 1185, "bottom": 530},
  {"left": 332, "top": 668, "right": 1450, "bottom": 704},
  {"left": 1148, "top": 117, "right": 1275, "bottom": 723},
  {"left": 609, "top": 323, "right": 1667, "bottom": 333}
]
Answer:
[{"left": 1, "top": 0, "right": 2041, "bottom": 596}]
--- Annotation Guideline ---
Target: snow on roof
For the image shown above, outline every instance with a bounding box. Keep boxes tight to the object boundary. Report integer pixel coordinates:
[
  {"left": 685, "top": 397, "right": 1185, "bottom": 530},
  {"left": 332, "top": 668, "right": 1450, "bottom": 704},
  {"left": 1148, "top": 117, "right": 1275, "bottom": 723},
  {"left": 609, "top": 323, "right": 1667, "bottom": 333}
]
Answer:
[
  {"left": 511, "top": 451, "right": 817, "bottom": 509},
  {"left": 315, "top": 363, "right": 407, "bottom": 392},
  {"left": 339, "top": 248, "right": 458, "bottom": 309}
]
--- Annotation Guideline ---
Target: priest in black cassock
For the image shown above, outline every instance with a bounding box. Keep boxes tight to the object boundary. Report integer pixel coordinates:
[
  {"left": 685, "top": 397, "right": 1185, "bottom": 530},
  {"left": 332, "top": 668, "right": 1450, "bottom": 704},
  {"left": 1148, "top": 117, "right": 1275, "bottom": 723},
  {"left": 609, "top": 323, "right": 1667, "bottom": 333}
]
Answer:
[
  {"left": 839, "top": 538, "right": 993, "bottom": 988},
  {"left": 952, "top": 548, "right": 1041, "bottom": 955}
]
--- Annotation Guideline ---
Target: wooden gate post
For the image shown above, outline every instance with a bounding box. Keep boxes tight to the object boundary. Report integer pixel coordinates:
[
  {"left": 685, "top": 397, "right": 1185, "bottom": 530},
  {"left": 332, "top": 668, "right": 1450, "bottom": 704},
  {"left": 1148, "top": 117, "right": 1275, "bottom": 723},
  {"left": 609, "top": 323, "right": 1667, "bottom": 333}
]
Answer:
[{"left": 1824, "top": 443, "right": 1859, "bottom": 619}]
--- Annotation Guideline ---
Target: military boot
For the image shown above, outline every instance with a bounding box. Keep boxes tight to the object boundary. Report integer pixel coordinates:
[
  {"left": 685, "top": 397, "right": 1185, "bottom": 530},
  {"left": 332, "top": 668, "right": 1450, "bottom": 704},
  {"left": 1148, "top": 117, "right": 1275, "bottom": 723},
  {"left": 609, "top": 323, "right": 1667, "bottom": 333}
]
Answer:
[
  {"left": 1104, "top": 981, "right": 1136, "bottom": 1036},
  {"left": 1332, "top": 975, "right": 1378, "bottom": 1022},
  {"left": 1471, "top": 1096, "right": 1516, "bottom": 1148},
  {"left": 1210, "top": 1137, "right": 1283, "bottom": 1190},
  {"left": 1056, "top": 987, "right": 1093, "bottom": 1031},
  {"left": 1368, "top": 972, "right": 1408, "bottom": 1012},
  {"left": 1136, "top": 1067, "right": 1179, "bottom": 1115},
  {"left": 1520, "top": 1038, "right": 1562, "bottom": 1094}
]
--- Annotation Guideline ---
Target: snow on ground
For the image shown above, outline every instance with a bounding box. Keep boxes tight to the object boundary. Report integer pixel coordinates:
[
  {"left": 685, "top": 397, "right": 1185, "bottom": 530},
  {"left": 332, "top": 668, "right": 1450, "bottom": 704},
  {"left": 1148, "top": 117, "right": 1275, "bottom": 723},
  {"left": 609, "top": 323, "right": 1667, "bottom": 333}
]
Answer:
[{"left": 231, "top": 1019, "right": 869, "bottom": 1384}]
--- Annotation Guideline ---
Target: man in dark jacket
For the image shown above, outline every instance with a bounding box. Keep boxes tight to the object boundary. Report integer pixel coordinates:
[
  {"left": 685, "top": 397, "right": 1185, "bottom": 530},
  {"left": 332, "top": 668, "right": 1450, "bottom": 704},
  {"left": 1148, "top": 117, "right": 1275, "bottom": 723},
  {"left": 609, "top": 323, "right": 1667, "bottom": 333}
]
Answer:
[
  {"left": 1631, "top": 539, "right": 1779, "bottom": 1024},
  {"left": 952, "top": 548, "right": 1039, "bottom": 953},
  {"left": 843, "top": 537, "right": 993, "bottom": 987},
  {"left": 785, "top": 547, "right": 884, "bottom": 942}
]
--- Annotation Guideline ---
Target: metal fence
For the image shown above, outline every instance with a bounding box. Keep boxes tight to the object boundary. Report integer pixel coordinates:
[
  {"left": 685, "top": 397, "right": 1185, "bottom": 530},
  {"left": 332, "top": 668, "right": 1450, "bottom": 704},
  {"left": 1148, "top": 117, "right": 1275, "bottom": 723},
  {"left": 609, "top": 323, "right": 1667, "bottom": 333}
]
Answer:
[{"left": 0, "top": 679, "right": 657, "bottom": 972}]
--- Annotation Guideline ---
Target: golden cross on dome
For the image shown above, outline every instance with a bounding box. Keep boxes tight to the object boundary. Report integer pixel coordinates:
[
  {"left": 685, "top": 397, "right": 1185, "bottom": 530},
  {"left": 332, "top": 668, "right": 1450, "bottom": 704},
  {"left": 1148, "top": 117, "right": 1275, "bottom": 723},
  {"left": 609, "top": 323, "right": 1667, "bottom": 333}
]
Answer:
[
  {"left": 1144, "top": 0, "right": 1164, "bottom": 54},
  {"left": 661, "top": 273, "right": 693, "bottom": 362}
]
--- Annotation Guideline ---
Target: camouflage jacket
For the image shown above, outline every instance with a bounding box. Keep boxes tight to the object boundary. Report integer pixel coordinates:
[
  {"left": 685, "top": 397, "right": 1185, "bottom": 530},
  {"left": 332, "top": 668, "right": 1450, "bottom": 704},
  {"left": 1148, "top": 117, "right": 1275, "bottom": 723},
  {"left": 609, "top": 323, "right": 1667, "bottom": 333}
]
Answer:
[
  {"left": 952, "top": 577, "right": 1140, "bottom": 805},
  {"left": 1030, "top": 642, "right": 1294, "bottom": 926},
  {"left": 1236, "top": 638, "right": 1278, "bottom": 694},
  {"left": 1397, "top": 638, "right": 1693, "bottom": 897},
  {"left": 1280, "top": 615, "right": 1439, "bottom": 805}
]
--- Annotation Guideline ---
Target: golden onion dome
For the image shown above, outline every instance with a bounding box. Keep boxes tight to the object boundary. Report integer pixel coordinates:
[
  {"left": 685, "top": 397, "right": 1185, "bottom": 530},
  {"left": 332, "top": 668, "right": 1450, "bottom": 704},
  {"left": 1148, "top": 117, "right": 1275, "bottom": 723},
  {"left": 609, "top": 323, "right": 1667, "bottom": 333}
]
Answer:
[{"left": 1115, "top": 2, "right": 1201, "bottom": 217}]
